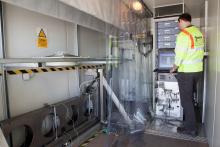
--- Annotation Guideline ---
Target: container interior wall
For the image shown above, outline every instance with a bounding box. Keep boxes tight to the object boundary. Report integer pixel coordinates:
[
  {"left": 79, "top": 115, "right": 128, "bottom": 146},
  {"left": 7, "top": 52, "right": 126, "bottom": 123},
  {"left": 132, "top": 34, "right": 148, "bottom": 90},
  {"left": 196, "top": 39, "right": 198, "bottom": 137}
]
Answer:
[
  {"left": 0, "top": 2, "right": 122, "bottom": 147},
  {"left": 0, "top": 2, "right": 108, "bottom": 119},
  {"left": 0, "top": 2, "right": 110, "bottom": 146},
  {"left": 207, "top": 0, "right": 220, "bottom": 147},
  {"left": 78, "top": 26, "right": 107, "bottom": 58},
  {"left": 77, "top": 25, "right": 108, "bottom": 94},
  {"left": 59, "top": 0, "right": 121, "bottom": 29},
  {"left": 205, "top": 0, "right": 220, "bottom": 147},
  {"left": 213, "top": 0, "right": 220, "bottom": 145},
  {"left": 1, "top": 3, "right": 79, "bottom": 117}
]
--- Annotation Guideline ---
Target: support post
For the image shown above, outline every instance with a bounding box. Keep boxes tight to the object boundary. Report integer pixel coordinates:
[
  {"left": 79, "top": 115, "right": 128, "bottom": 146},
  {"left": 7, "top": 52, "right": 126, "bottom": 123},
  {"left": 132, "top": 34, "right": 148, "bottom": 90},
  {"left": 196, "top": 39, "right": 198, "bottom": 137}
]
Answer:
[
  {"left": 102, "top": 77, "right": 132, "bottom": 125},
  {"left": 98, "top": 69, "right": 105, "bottom": 123}
]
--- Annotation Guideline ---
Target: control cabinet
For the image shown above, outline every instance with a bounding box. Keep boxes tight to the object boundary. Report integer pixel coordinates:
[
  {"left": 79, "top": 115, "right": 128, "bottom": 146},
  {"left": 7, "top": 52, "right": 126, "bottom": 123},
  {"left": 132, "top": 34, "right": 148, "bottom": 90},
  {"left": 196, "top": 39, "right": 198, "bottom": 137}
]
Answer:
[
  {"left": 153, "top": 17, "right": 183, "bottom": 119},
  {"left": 156, "top": 20, "right": 179, "bottom": 49}
]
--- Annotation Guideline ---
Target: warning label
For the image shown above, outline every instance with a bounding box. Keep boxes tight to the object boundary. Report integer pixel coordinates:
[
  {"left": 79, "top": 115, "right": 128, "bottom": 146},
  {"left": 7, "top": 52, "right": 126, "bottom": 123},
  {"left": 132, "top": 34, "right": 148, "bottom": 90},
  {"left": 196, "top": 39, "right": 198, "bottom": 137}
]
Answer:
[{"left": 37, "top": 28, "right": 48, "bottom": 48}]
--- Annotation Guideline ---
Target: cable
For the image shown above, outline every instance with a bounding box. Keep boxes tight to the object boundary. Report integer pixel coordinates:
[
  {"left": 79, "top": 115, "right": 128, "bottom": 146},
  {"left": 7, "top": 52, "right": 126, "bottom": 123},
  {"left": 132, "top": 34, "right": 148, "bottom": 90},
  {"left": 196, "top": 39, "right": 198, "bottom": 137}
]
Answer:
[
  {"left": 53, "top": 106, "right": 58, "bottom": 140},
  {"left": 80, "top": 78, "right": 99, "bottom": 96},
  {"left": 46, "top": 103, "right": 80, "bottom": 146},
  {"left": 61, "top": 103, "right": 79, "bottom": 145}
]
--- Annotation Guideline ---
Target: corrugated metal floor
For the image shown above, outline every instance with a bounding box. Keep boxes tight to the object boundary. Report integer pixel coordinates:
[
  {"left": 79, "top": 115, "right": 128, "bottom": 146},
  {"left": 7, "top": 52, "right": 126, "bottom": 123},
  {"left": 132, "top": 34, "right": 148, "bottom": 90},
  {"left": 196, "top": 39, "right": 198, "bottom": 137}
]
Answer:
[
  {"left": 85, "top": 133, "right": 208, "bottom": 147},
  {"left": 145, "top": 119, "right": 207, "bottom": 143},
  {"left": 84, "top": 119, "right": 208, "bottom": 147}
]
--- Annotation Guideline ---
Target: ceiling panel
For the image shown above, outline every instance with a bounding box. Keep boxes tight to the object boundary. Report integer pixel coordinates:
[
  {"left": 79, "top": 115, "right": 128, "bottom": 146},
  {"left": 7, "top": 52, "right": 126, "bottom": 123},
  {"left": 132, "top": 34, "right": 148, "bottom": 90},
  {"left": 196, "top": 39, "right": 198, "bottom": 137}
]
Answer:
[
  {"left": 143, "top": 0, "right": 205, "bottom": 18},
  {"left": 142, "top": 0, "right": 154, "bottom": 11},
  {"left": 184, "top": 0, "right": 205, "bottom": 17}
]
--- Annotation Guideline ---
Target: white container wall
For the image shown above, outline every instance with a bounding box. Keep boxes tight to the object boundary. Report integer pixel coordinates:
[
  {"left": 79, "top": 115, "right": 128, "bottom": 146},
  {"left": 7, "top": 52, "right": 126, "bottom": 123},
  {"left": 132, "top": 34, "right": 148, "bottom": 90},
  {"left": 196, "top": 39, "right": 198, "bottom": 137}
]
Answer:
[
  {"left": 1, "top": 3, "right": 80, "bottom": 117},
  {"left": 205, "top": 0, "right": 220, "bottom": 147}
]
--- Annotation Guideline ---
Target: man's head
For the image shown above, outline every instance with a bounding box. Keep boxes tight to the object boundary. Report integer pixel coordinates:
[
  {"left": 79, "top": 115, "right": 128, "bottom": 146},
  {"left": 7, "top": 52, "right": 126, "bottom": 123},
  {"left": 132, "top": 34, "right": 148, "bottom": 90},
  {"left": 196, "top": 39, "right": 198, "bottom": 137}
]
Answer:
[{"left": 178, "top": 13, "right": 192, "bottom": 30}]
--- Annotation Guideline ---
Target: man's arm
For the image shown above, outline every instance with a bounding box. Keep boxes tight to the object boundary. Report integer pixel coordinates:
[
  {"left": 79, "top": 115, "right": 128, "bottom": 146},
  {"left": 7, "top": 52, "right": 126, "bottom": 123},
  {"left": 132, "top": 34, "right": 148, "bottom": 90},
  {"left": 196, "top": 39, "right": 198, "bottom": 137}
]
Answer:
[{"left": 170, "top": 34, "right": 189, "bottom": 73}]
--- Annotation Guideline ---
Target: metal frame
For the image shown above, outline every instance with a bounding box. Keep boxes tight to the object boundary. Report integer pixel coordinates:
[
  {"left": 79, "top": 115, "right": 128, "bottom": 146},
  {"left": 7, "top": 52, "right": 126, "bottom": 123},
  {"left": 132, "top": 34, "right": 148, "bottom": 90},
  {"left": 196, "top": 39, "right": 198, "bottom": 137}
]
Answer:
[
  {"left": 154, "top": 2, "right": 184, "bottom": 18},
  {"left": 0, "top": 1, "right": 10, "bottom": 121},
  {"left": 0, "top": 57, "right": 120, "bottom": 64},
  {"left": 98, "top": 69, "right": 104, "bottom": 123},
  {"left": 202, "top": 0, "right": 209, "bottom": 123},
  {"left": 153, "top": 16, "right": 179, "bottom": 114},
  {"left": 153, "top": 13, "right": 208, "bottom": 122},
  {"left": 153, "top": 16, "right": 178, "bottom": 111},
  {"left": 70, "top": 123, "right": 101, "bottom": 147},
  {"left": 0, "top": 96, "right": 100, "bottom": 147},
  {"left": 154, "top": 16, "right": 179, "bottom": 22},
  {"left": 0, "top": 57, "right": 118, "bottom": 121},
  {"left": 0, "top": 58, "right": 119, "bottom": 69},
  {"left": 154, "top": 2, "right": 184, "bottom": 9},
  {"left": 0, "top": 59, "right": 106, "bottom": 146}
]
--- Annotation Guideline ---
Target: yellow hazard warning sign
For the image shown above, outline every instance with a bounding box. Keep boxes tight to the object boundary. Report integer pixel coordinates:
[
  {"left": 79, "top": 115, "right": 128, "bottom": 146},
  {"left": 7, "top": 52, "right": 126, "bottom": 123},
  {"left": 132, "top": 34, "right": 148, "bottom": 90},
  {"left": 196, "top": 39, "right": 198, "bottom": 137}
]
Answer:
[{"left": 37, "top": 28, "right": 48, "bottom": 48}]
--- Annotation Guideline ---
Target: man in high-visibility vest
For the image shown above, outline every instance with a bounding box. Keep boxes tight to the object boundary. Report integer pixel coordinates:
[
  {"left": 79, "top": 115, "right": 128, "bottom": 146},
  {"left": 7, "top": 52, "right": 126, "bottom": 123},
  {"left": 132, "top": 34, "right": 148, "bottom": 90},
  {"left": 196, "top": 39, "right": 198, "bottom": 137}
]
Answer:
[{"left": 170, "top": 13, "right": 204, "bottom": 136}]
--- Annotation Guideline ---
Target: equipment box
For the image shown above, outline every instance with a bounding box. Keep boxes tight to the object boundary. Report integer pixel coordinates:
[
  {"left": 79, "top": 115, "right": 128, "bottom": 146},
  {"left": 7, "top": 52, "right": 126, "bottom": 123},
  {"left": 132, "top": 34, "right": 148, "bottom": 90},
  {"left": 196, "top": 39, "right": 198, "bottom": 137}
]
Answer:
[
  {"left": 158, "top": 34, "right": 177, "bottom": 42},
  {"left": 157, "top": 27, "right": 179, "bottom": 35},
  {"left": 155, "top": 81, "right": 183, "bottom": 118},
  {"left": 157, "top": 20, "right": 178, "bottom": 29},
  {"left": 158, "top": 41, "right": 176, "bottom": 49}
]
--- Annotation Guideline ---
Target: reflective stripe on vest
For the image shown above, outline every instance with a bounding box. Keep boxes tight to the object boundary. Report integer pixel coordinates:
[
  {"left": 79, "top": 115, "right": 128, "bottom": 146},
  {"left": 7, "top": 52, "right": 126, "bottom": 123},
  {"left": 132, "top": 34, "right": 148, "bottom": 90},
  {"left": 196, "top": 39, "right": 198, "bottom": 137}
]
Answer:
[
  {"left": 193, "top": 47, "right": 203, "bottom": 51},
  {"left": 187, "top": 47, "right": 204, "bottom": 54},
  {"left": 175, "top": 47, "right": 203, "bottom": 52},
  {"left": 182, "top": 59, "right": 203, "bottom": 65},
  {"left": 181, "top": 29, "right": 195, "bottom": 49}
]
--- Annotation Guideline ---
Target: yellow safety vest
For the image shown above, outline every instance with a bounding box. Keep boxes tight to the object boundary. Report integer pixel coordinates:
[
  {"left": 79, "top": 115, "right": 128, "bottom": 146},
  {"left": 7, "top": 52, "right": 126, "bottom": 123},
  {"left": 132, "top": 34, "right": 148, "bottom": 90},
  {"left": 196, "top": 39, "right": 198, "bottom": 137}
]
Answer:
[{"left": 175, "top": 26, "right": 204, "bottom": 72}]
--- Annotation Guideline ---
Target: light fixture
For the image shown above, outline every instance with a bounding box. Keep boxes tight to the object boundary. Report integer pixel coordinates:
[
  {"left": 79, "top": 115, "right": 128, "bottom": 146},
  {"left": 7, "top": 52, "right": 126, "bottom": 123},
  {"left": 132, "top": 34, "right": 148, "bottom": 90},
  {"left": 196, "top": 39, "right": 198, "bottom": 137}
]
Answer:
[{"left": 132, "top": 1, "right": 143, "bottom": 11}]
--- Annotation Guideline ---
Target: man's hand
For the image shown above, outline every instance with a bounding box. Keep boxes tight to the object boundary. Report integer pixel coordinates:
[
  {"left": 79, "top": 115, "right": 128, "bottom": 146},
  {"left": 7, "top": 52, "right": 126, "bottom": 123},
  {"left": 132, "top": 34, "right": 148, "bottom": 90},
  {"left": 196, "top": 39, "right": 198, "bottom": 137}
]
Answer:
[{"left": 170, "top": 64, "right": 178, "bottom": 73}]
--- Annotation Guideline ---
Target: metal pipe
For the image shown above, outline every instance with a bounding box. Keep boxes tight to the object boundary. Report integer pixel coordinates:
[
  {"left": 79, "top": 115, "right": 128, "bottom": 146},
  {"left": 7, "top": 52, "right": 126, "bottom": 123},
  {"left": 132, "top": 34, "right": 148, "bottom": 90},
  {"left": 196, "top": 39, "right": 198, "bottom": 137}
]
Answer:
[
  {"left": 202, "top": 58, "right": 207, "bottom": 123},
  {"left": 0, "top": 1, "right": 10, "bottom": 120},
  {"left": 202, "top": 0, "right": 209, "bottom": 123},
  {"left": 88, "top": 94, "right": 91, "bottom": 119},
  {"left": 0, "top": 57, "right": 120, "bottom": 64},
  {"left": 0, "top": 2, "right": 12, "bottom": 146},
  {"left": 53, "top": 106, "right": 58, "bottom": 140},
  {"left": 98, "top": 69, "right": 105, "bottom": 123},
  {"left": 1, "top": 66, "right": 10, "bottom": 119},
  {"left": 102, "top": 77, "right": 132, "bottom": 125},
  {"left": 0, "top": 1, "right": 5, "bottom": 58}
]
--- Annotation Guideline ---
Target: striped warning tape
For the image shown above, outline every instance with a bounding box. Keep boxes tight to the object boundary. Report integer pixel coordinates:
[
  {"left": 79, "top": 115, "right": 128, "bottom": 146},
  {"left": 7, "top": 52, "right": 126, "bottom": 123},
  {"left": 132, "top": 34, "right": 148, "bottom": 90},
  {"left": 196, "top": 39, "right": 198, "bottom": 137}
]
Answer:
[
  {"left": 0, "top": 64, "right": 105, "bottom": 76},
  {"left": 79, "top": 130, "right": 103, "bottom": 147}
]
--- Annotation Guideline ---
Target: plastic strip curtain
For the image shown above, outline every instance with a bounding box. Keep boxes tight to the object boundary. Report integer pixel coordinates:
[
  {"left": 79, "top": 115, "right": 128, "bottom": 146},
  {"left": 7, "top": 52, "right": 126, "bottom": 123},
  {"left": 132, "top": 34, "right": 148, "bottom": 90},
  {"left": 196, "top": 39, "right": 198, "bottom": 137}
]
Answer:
[{"left": 104, "top": 0, "right": 153, "bottom": 146}]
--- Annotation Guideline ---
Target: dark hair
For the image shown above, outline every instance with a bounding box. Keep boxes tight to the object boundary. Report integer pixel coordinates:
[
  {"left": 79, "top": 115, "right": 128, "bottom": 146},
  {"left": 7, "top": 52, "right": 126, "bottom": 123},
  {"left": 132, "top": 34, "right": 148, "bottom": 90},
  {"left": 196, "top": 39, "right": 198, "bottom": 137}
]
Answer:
[{"left": 178, "top": 13, "right": 192, "bottom": 22}]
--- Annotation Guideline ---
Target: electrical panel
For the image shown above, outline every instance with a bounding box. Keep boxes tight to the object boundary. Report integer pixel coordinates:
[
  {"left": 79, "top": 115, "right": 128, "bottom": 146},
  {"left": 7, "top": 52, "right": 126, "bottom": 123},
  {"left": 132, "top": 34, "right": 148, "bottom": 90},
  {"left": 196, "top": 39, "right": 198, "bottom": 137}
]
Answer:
[
  {"left": 156, "top": 20, "right": 179, "bottom": 49},
  {"left": 154, "top": 18, "right": 183, "bottom": 120}
]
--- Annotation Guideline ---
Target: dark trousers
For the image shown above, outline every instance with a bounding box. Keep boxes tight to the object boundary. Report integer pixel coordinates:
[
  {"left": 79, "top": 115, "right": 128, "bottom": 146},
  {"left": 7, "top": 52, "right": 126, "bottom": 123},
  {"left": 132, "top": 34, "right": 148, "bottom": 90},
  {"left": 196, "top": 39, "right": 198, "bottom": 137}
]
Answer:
[{"left": 176, "top": 72, "right": 203, "bottom": 130}]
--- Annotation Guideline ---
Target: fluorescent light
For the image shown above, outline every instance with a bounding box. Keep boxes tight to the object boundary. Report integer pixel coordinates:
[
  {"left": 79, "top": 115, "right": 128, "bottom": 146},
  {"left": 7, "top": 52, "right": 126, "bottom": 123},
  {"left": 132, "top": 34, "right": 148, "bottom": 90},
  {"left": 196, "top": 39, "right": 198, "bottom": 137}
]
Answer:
[{"left": 132, "top": 1, "right": 143, "bottom": 11}]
